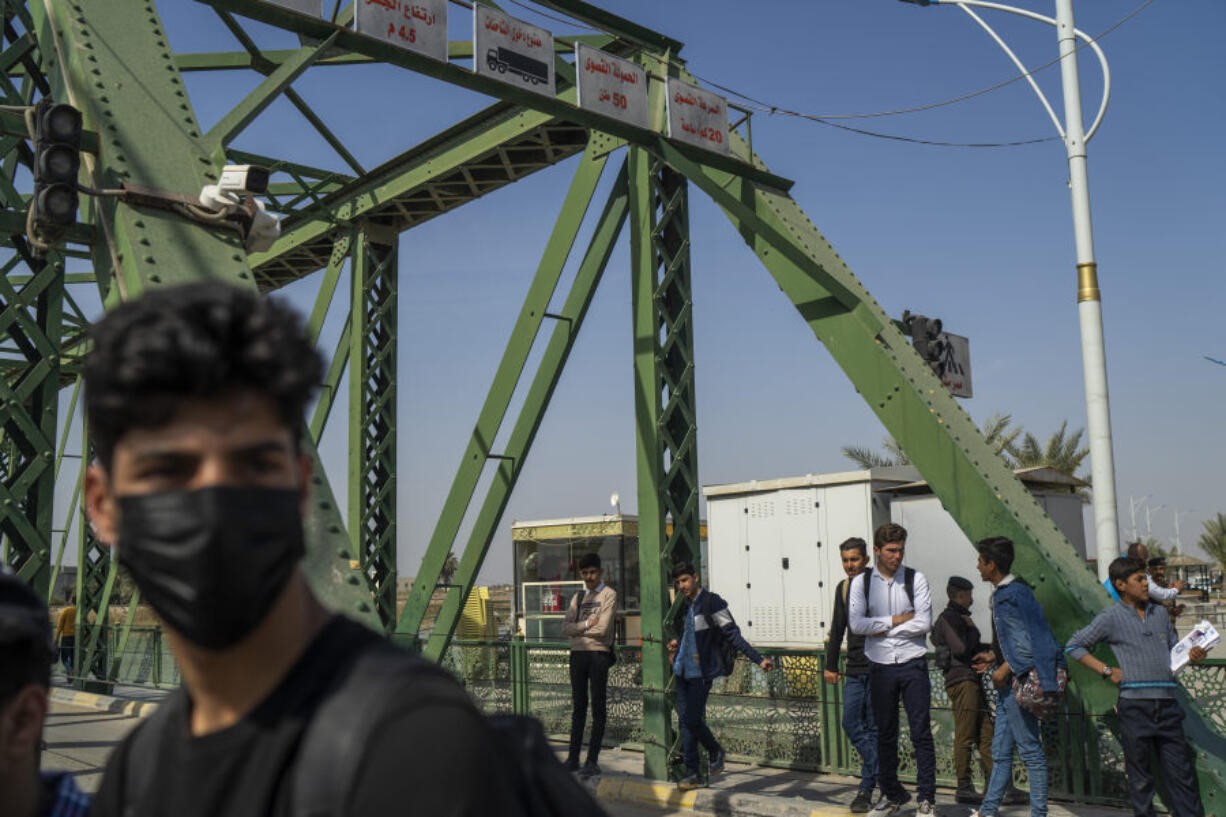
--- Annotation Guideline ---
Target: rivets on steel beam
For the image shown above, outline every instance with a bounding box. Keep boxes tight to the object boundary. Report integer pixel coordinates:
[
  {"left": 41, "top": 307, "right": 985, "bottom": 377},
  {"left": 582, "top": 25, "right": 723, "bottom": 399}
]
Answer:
[{"left": 337, "top": 549, "right": 350, "bottom": 559}]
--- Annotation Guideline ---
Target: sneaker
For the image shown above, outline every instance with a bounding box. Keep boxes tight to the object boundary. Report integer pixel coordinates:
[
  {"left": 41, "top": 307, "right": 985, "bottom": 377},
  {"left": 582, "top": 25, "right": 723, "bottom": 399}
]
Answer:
[
  {"left": 562, "top": 757, "right": 579, "bottom": 772},
  {"left": 866, "top": 792, "right": 910, "bottom": 817},
  {"left": 578, "top": 761, "right": 601, "bottom": 778},
  {"left": 850, "top": 789, "right": 875, "bottom": 813},
  {"left": 916, "top": 801, "right": 935, "bottom": 815},
  {"left": 1002, "top": 786, "right": 1029, "bottom": 805},
  {"left": 708, "top": 749, "right": 726, "bottom": 776},
  {"left": 677, "top": 773, "right": 704, "bottom": 790},
  {"left": 955, "top": 779, "right": 982, "bottom": 804}
]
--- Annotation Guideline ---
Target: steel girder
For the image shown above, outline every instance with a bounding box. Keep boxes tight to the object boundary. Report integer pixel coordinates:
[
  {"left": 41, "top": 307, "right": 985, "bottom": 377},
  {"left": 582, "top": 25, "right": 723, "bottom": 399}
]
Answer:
[
  {"left": 19, "top": 0, "right": 382, "bottom": 670},
  {"left": 396, "top": 133, "right": 622, "bottom": 657},
  {"left": 349, "top": 226, "right": 398, "bottom": 630},
  {"left": 628, "top": 146, "right": 701, "bottom": 781}
]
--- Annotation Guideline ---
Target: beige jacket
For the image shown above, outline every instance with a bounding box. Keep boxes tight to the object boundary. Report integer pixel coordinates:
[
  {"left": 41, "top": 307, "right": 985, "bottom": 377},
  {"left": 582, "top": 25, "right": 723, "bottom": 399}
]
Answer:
[{"left": 562, "top": 584, "right": 616, "bottom": 652}]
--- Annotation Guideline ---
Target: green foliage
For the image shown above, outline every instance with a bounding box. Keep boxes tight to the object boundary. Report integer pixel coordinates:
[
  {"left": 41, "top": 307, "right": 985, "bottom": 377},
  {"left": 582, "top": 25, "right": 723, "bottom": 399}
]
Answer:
[
  {"left": 441, "top": 550, "right": 460, "bottom": 584},
  {"left": 1198, "top": 513, "right": 1226, "bottom": 569}
]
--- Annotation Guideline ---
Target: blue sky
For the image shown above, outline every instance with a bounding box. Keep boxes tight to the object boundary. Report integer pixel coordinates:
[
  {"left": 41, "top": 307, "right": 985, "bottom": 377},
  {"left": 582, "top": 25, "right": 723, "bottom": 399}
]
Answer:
[{"left": 58, "top": 1, "right": 1225, "bottom": 582}]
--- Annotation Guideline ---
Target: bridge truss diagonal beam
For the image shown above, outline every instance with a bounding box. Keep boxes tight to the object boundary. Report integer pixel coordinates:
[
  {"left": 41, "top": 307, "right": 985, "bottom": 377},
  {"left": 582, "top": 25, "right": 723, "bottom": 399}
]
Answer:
[{"left": 397, "top": 133, "right": 617, "bottom": 650}]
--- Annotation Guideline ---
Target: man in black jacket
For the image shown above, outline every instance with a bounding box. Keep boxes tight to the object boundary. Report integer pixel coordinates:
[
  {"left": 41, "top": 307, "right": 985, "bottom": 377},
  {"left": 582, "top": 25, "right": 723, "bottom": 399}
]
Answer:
[
  {"left": 825, "top": 537, "right": 878, "bottom": 813},
  {"left": 931, "top": 576, "right": 995, "bottom": 804}
]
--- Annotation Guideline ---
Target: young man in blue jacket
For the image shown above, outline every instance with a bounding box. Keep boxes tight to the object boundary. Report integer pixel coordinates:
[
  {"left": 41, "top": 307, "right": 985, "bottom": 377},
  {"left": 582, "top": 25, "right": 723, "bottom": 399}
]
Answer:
[
  {"left": 666, "top": 562, "right": 773, "bottom": 790},
  {"left": 973, "top": 537, "right": 1066, "bottom": 817}
]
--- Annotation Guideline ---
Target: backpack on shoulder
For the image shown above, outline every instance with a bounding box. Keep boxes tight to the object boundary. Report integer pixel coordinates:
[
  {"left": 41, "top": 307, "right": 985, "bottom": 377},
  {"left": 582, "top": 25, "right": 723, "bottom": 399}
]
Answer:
[
  {"left": 858, "top": 566, "right": 916, "bottom": 614},
  {"left": 123, "top": 646, "right": 607, "bottom": 817},
  {"left": 929, "top": 617, "right": 953, "bottom": 672},
  {"left": 701, "top": 593, "right": 739, "bottom": 677}
]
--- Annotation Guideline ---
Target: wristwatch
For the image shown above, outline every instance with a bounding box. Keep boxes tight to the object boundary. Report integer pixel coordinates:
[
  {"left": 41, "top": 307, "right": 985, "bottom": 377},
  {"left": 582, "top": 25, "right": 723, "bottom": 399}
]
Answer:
[{"left": 1100, "top": 665, "right": 1112, "bottom": 678}]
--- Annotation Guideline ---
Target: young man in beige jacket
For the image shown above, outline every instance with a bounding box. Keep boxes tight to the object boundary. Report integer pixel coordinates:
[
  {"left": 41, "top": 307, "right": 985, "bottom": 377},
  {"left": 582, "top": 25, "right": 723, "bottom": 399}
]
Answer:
[{"left": 562, "top": 552, "right": 617, "bottom": 777}]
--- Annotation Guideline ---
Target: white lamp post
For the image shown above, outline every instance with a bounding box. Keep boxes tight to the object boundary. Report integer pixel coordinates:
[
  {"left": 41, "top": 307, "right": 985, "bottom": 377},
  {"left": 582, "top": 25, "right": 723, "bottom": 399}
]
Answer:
[{"left": 901, "top": 0, "right": 1119, "bottom": 582}]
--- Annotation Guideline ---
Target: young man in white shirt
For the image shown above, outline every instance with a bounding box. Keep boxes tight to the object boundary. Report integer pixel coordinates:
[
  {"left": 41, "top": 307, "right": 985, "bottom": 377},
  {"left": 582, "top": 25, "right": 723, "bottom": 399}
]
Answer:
[
  {"left": 561, "top": 552, "right": 616, "bottom": 777},
  {"left": 848, "top": 523, "right": 936, "bottom": 817}
]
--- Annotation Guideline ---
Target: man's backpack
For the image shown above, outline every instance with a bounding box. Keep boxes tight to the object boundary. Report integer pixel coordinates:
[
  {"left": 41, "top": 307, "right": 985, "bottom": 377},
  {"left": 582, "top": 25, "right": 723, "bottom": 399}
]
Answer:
[
  {"left": 123, "top": 646, "right": 606, "bottom": 817},
  {"left": 701, "top": 593, "right": 739, "bottom": 677},
  {"left": 858, "top": 566, "right": 915, "bottom": 616}
]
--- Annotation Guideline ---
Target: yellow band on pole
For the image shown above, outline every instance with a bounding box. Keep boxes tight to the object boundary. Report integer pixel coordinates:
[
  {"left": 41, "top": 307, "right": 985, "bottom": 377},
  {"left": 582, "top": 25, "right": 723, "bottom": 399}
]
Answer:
[{"left": 1077, "top": 261, "right": 1100, "bottom": 302}]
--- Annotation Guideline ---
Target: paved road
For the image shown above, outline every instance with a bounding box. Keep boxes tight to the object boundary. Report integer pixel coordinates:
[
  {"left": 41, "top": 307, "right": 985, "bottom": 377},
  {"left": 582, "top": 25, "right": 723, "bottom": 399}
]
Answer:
[
  {"left": 43, "top": 700, "right": 141, "bottom": 793},
  {"left": 41, "top": 700, "right": 684, "bottom": 816}
]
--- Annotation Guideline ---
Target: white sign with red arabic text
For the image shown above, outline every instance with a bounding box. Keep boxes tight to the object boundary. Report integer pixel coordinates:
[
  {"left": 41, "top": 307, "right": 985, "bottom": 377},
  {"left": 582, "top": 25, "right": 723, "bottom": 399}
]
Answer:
[
  {"left": 355, "top": 0, "right": 448, "bottom": 62},
  {"left": 474, "top": 4, "right": 554, "bottom": 96},
  {"left": 574, "top": 44, "right": 648, "bottom": 130},
  {"left": 666, "top": 78, "right": 728, "bottom": 155}
]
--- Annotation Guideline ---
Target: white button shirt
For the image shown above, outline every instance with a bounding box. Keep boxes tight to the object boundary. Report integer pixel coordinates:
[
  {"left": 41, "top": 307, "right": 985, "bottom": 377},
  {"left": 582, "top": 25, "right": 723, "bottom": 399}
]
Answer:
[{"left": 847, "top": 565, "right": 933, "bottom": 665}]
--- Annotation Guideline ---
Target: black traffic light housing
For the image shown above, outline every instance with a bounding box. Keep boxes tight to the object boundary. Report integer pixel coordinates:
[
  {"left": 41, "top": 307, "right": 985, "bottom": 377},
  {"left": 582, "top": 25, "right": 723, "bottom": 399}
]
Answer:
[
  {"left": 901, "top": 309, "right": 946, "bottom": 376},
  {"left": 31, "top": 98, "right": 83, "bottom": 230}
]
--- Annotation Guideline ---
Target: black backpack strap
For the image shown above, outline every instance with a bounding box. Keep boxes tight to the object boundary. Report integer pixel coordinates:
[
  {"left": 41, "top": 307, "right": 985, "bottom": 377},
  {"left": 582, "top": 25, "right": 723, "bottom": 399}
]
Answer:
[
  {"left": 904, "top": 567, "right": 916, "bottom": 607},
  {"left": 859, "top": 568, "right": 873, "bottom": 616},
  {"left": 293, "top": 645, "right": 476, "bottom": 817}
]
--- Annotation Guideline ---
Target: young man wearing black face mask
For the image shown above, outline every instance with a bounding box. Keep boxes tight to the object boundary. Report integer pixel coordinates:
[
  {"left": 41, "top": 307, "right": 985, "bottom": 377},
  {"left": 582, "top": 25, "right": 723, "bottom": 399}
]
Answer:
[{"left": 83, "top": 282, "right": 515, "bottom": 817}]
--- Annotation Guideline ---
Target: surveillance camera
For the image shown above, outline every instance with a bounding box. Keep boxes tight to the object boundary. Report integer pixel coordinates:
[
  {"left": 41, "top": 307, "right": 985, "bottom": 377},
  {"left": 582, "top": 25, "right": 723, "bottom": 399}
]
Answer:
[{"left": 218, "top": 164, "right": 270, "bottom": 196}]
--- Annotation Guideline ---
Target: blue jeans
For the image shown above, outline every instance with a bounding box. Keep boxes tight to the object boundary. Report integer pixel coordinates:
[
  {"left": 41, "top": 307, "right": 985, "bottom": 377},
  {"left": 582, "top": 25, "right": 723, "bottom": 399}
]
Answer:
[
  {"left": 981, "top": 689, "right": 1047, "bottom": 817},
  {"left": 675, "top": 674, "right": 721, "bottom": 774},
  {"left": 842, "top": 674, "right": 878, "bottom": 793}
]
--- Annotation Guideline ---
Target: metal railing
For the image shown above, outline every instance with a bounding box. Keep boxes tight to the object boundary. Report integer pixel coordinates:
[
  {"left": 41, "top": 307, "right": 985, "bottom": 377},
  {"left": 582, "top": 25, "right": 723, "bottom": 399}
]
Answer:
[{"left": 82, "top": 628, "right": 1226, "bottom": 807}]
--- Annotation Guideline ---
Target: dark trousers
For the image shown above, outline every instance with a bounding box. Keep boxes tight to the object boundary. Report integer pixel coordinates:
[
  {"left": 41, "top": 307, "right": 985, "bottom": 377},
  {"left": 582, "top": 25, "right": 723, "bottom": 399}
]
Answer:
[
  {"left": 676, "top": 674, "right": 721, "bottom": 774},
  {"left": 1117, "top": 698, "right": 1202, "bottom": 817},
  {"left": 568, "top": 650, "right": 612, "bottom": 765},
  {"left": 869, "top": 657, "right": 937, "bottom": 803},
  {"left": 948, "top": 678, "right": 994, "bottom": 782},
  {"left": 59, "top": 635, "right": 74, "bottom": 676}
]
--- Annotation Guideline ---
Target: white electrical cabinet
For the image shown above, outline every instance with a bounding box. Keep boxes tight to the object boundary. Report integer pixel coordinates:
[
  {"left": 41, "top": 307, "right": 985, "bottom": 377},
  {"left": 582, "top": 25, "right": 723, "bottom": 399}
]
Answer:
[
  {"left": 703, "top": 468, "right": 909, "bottom": 649},
  {"left": 703, "top": 466, "right": 1088, "bottom": 649}
]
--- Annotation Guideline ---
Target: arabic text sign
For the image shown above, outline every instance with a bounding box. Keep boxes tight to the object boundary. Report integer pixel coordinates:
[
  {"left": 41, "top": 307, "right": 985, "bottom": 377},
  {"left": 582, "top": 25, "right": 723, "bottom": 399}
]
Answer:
[
  {"left": 666, "top": 78, "right": 729, "bottom": 155},
  {"left": 574, "top": 44, "right": 648, "bottom": 130},
  {"left": 356, "top": 0, "right": 448, "bottom": 62},
  {"left": 474, "top": 4, "right": 554, "bottom": 97},
  {"left": 938, "top": 332, "right": 973, "bottom": 398},
  {"left": 262, "top": 0, "right": 321, "bottom": 14}
]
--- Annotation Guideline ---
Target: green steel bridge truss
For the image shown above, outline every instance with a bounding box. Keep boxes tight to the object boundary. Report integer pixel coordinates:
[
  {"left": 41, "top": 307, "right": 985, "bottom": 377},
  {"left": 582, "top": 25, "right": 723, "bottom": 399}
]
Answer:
[{"left": 0, "top": 0, "right": 1222, "bottom": 803}]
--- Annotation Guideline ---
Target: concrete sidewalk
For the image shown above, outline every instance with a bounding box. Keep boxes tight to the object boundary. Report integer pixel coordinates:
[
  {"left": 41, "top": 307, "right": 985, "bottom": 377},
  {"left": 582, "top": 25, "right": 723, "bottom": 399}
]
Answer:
[
  {"left": 573, "top": 746, "right": 1131, "bottom": 817},
  {"left": 46, "top": 679, "right": 1130, "bottom": 817}
]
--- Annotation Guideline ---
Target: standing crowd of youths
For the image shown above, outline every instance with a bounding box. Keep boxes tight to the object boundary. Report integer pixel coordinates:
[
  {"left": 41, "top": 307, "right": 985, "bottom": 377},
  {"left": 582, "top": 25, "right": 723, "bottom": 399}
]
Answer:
[{"left": 0, "top": 282, "right": 1210, "bottom": 817}]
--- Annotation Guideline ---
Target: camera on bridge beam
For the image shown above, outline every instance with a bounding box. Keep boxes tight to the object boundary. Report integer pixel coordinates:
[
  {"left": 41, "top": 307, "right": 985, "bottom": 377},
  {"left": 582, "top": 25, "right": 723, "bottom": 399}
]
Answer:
[{"left": 901, "top": 309, "right": 947, "bottom": 376}]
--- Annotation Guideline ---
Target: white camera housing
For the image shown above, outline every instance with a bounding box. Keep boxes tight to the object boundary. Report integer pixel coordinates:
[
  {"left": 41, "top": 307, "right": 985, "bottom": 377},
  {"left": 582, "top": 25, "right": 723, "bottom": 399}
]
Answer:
[
  {"left": 218, "top": 164, "right": 270, "bottom": 196},
  {"left": 245, "top": 198, "right": 281, "bottom": 253}
]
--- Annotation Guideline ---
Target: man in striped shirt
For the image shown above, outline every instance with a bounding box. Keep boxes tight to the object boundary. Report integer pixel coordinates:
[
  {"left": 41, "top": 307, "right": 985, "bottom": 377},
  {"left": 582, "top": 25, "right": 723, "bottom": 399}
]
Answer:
[
  {"left": 0, "top": 574, "right": 91, "bottom": 817},
  {"left": 1065, "top": 556, "right": 1205, "bottom": 817}
]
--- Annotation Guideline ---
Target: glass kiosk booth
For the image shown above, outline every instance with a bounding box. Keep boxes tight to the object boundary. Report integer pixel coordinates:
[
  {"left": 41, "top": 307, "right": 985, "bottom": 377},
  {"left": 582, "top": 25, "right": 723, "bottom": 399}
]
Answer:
[{"left": 512, "top": 515, "right": 707, "bottom": 644}]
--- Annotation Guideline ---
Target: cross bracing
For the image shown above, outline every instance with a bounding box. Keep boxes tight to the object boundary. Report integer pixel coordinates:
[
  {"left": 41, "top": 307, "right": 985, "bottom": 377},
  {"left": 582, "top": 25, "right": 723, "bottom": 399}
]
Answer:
[{"left": 0, "top": 0, "right": 1222, "bottom": 802}]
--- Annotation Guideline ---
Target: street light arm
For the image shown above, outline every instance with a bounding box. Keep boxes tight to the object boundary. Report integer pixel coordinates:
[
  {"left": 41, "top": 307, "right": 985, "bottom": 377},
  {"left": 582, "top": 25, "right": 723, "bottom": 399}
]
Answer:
[
  {"left": 954, "top": 3, "right": 1064, "bottom": 137},
  {"left": 933, "top": 0, "right": 1111, "bottom": 142}
]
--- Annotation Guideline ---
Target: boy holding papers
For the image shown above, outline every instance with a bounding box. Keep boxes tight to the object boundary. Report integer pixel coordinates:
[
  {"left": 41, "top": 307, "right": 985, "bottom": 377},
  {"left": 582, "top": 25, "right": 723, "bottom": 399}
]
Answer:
[{"left": 1065, "top": 557, "right": 1207, "bottom": 817}]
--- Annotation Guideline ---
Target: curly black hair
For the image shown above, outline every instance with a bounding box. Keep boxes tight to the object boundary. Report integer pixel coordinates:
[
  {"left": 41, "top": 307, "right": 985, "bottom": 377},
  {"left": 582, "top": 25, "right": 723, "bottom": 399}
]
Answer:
[{"left": 83, "top": 282, "right": 323, "bottom": 469}]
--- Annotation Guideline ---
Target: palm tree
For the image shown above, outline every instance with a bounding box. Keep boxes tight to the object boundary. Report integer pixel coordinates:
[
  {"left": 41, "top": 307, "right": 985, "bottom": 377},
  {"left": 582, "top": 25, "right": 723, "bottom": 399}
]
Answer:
[
  {"left": 1007, "top": 420, "right": 1089, "bottom": 477},
  {"left": 841, "top": 412, "right": 1020, "bottom": 470},
  {"left": 1198, "top": 513, "right": 1226, "bottom": 571},
  {"left": 440, "top": 551, "right": 460, "bottom": 585}
]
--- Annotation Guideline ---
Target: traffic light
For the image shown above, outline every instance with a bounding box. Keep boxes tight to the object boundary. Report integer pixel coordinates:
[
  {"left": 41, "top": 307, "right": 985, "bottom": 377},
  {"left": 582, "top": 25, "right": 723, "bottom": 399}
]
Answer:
[
  {"left": 901, "top": 310, "right": 946, "bottom": 376},
  {"left": 30, "top": 98, "right": 83, "bottom": 231}
]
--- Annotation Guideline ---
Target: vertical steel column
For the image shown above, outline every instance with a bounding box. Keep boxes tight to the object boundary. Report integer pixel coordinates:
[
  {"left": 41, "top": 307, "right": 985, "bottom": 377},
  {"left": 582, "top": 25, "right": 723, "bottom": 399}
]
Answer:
[
  {"left": 348, "top": 225, "right": 398, "bottom": 631},
  {"left": 0, "top": 251, "right": 64, "bottom": 598},
  {"left": 629, "top": 147, "right": 701, "bottom": 781}
]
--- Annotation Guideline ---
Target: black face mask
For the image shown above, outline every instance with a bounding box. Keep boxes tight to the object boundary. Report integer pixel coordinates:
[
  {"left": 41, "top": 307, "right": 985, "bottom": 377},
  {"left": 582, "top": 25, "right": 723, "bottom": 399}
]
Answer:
[{"left": 117, "top": 486, "right": 305, "bottom": 650}]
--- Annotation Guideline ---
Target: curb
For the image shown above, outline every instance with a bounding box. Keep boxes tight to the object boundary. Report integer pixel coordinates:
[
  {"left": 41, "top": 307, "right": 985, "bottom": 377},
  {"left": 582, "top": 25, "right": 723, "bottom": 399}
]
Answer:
[
  {"left": 588, "top": 775, "right": 850, "bottom": 817},
  {"left": 49, "top": 686, "right": 160, "bottom": 719}
]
